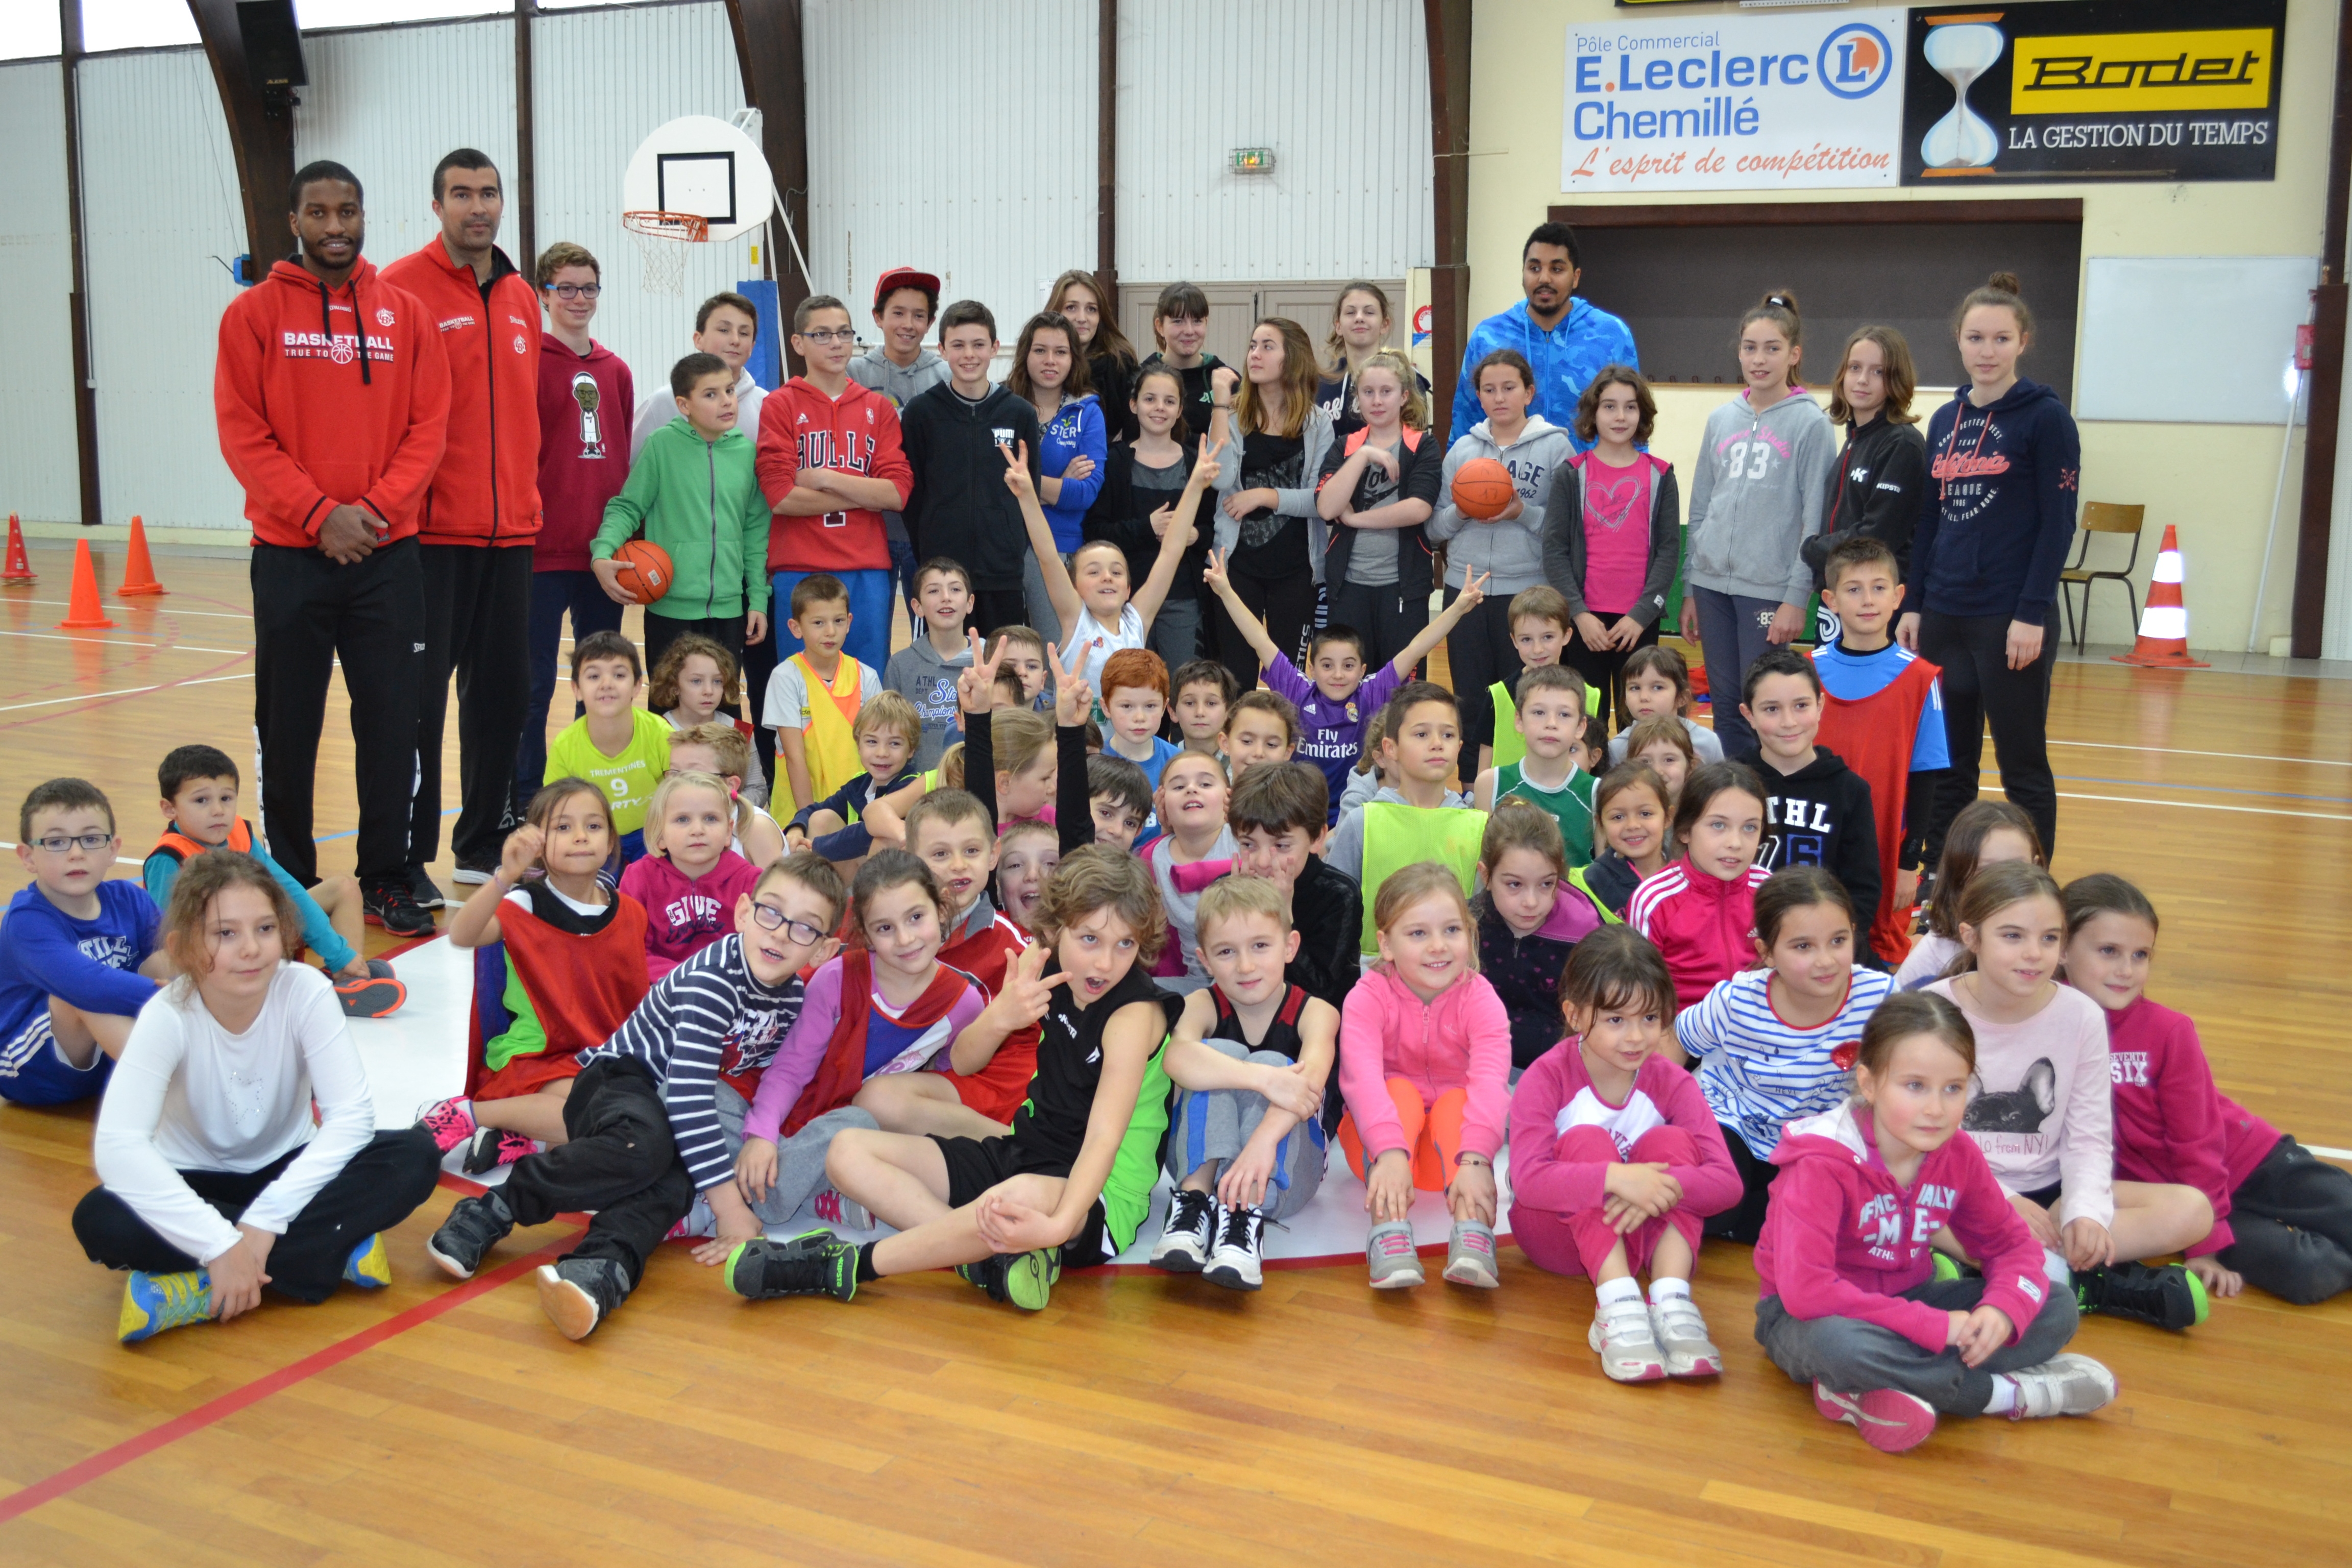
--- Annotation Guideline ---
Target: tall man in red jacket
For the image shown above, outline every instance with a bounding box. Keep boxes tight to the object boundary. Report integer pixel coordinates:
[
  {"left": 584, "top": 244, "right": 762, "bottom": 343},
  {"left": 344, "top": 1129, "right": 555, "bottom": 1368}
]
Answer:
[
  {"left": 214, "top": 160, "right": 450, "bottom": 938},
  {"left": 381, "top": 149, "right": 542, "bottom": 908},
  {"left": 756, "top": 293, "right": 912, "bottom": 677}
]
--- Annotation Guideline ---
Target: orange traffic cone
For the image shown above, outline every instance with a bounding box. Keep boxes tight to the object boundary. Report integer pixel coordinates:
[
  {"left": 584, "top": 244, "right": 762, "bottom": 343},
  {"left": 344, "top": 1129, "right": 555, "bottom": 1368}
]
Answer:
[
  {"left": 117, "top": 514, "right": 166, "bottom": 597},
  {"left": 1, "top": 514, "right": 33, "bottom": 585},
  {"left": 59, "top": 538, "right": 114, "bottom": 629},
  {"left": 2111, "top": 525, "right": 2208, "bottom": 669}
]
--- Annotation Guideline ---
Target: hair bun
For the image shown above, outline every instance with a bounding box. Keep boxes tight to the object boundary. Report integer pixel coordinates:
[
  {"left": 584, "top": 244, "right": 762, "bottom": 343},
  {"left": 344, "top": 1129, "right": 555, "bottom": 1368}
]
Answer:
[
  {"left": 1986, "top": 271, "right": 2023, "bottom": 296},
  {"left": 1763, "top": 288, "right": 1801, "bottom": 314}
]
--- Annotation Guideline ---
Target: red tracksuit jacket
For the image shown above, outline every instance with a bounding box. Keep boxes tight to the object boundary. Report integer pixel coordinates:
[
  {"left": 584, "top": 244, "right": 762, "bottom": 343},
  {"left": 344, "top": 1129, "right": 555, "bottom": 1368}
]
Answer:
[
  {"left": 379, "top": 239, "right": 543, "bottom": 546},
  {"left": 755, "top": 376, "right": 912, "bottom": 574},
  {"left": 1628, "top": 860, "right": 1773, "bottom": 1009},
  {"left": 213, "top": 257, "right": 451, "bottom": 548}
]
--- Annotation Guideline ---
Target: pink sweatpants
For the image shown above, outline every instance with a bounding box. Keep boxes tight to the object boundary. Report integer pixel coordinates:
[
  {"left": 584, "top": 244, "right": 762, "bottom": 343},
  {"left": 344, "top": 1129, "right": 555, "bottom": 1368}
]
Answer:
[{"left": 1510, "top": 1124, "right": 1705, "bottom": 1279}]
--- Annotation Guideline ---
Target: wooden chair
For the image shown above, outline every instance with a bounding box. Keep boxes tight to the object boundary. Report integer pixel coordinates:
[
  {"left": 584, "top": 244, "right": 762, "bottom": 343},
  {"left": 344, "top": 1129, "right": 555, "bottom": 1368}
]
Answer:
[{"left": 2058, "top": 502, "right": 2144, "bottom": 653}]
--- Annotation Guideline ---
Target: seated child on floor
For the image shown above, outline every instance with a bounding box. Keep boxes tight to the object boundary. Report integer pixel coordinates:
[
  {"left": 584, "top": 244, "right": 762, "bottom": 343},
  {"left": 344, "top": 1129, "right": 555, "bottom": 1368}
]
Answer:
[
  {"left": 1628, "top": 761, "right": 1770, "bottom": 1011},
  {"left": 1618, "top": 713, "right": 1697, "bottom": 816},
  {"left": 727, "top": 847, "right": 1184, "bottom": 1313},
  {"left": 1140, "top": 748, "right": 1236, "bottom": 994},
  {"left": 1930, "top": 861, "right": 2215, "bottom": 1332},
  {"left": 546, "top": 629, "right": 669, "bottom": 864},
  {"left": 77, "top": 851, "right": 440, "bottom": 1343},
  {"left": 1678, "top": 867, "right": 1893, "bottom": 1244},
  {"left": 1338, "top": 862, "right": 1511, "bottom": 1291},
  {"left": 1, "top": 779, "right": 168, "bottom": 1108},
  {"left": 1229, "top": 761, "right": 1360, "bottom": 1025},
  {"left": 1221, "top": 689, "right": 1301, "bottom": 781},
  {"left": 1170, "top": 658, "right": 1237, "bottom": 751},
  {"left": 725, "top": 852, "right": 989, "bottom": 1235},
  {"left": 424, "top": 852, "right": 848, "bottom": 1340},
  {"left": 619, "top": 771, "right": 760, "bottom": 981},
  {"left": 1753, "top": 991, "right": 2115, "bottom": 1454},
  {"left": 1150, "top": 875, "right": 1340, "bottom": 1290},
  {"left": 1574, "top": 761, "right": 1672, "bottom": 919},
  {"left": 1606, "top": 645, "right": 1723, "bottom": 767},
  {"left": 650, "top": 632, "right": 766, "bottom": 804},
  {"left": 2063, "top": 873, "right": 2352, "bottom": 1307},
  {"left": 1508, "top": 927, "right": 1739, "bottom": 1382},
  {"left": 784, "top": 690, "right": 922, "bottom": 868},
  {"left": 667, "top": 720, "right": 786, "bottom": 868},
  {"left": 1472, "top": 664, "right": 1598, "bottom": 869},
  {"left": 144, "top": 744, "right": 399, "bottom": 1018},
  {"left": 1473, "top": 800, "right": 1601, "bottom": 1073},
  {"left": 1326, "top": 683, "right": 1485, "bottom": 957},
  {"left": 1896, "top": 799, "right": 2042, "bottom": 988},
  {"left": 900, "top": 789, "right": 1045, "bottom": 1132},
  {"left": 421, "top": 779, "right": 650, "bottom": 1174}
]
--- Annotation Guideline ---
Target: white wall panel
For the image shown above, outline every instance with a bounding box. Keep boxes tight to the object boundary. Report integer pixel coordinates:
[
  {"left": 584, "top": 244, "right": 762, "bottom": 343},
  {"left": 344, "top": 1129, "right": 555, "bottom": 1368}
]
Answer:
[
  {"left": 0, "top": 60, "right": 81, "bottom": 523},
  {"left": 530, "top": 1, "right": 750, "bottom": 394},
  {"left": 805, "top": 0, "right": 1095, "bottom": 333},
  {"left": 78, "top": 47, "right": 247, "bottom": 530},
  {"left": 1118, "top": 0, "right": 1433, "bottom": 283},
  {"left": 295, "top": 19, "right": 519, "bottom": 266}
]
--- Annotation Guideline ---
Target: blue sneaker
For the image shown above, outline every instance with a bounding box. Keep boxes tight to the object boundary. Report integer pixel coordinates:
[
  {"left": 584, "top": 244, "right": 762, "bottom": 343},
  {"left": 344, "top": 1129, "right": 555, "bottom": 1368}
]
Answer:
[
  {"left": 343, "top": 1233, "right": 392, "bottom": 1289},
  {"left": 119, "top": 1269, "right": 213, "bottom": 1343}
]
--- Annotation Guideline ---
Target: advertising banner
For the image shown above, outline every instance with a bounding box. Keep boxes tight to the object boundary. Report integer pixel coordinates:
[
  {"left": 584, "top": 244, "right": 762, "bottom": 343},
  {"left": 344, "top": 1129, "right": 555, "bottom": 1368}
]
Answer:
[
  {"left": 1561, "top": 9, "right": 1909, "bottom": 192},
  {"left": 1901, "top": 0, "right": 2284, "bottom": 184}
]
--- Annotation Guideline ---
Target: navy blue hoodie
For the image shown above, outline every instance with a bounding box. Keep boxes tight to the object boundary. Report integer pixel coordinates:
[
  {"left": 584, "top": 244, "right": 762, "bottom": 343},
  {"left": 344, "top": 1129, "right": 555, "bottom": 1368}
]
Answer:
[{"left": 1911, "top": 378, "right": 2079, "bottom": 628}]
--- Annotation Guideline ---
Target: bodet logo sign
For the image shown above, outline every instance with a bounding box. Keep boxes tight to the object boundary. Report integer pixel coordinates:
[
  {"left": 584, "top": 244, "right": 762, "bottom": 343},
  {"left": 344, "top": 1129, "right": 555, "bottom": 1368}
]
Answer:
[{"left": 1563, "top": 9, "right": 1908, "bottom": 192}]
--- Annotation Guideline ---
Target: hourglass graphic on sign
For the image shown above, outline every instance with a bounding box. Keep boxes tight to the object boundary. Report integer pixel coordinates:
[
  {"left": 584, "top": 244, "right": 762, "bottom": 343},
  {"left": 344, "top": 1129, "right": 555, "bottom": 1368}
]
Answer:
[{"left": 1920, "top": 21, "right": 2005, "bottom": 169}]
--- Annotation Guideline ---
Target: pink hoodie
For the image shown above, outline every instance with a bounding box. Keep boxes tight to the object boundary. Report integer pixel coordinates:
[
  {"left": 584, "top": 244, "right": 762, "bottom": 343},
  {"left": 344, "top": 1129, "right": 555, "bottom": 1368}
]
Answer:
[
  {"left": 1507, "top": 1043, "right": 1742, "bottom": 1218},
  {"left": 1337, "top": 966, "right": 1512, "bottom": 1161},
  {"left": 2103, "top": 995, "right": 2279, "bottom": 1258},
  {"left": 616, "top": 850, "right": 761, "bottom": 981},
  {"left": 1754, "top": 1100, "right": 2049, "bottom": 1354}
]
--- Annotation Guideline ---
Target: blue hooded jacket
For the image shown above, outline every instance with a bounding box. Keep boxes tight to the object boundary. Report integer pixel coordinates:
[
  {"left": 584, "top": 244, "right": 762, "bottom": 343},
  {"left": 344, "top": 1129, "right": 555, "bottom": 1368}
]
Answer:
[
  {"left": 1450, "top": 297, "right": 1638, "bottom": 449},
  {"left": 1036, "top": 391, "right": 1107, "bottom": 553},
  {"left": 1912, "top": 378, "right": 2081, "bottom": 628}
]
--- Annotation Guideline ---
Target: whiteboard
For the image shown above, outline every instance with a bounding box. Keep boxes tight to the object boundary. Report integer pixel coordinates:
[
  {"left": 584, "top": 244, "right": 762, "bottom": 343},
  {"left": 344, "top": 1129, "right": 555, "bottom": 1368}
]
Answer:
[{"left": 2077, "top": 257, "right": 2314, "bottom": 425}]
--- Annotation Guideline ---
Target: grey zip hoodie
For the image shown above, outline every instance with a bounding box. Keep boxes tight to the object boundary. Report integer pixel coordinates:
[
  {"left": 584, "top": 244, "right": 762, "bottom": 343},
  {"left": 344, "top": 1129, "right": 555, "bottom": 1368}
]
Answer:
[
  {"left": 881, "top": 631, "right": 973, "bottom": 770},
  {"left": 1212, "top": 404, "right": 1338, "bottom": 580},
  {"left": 1427, "top": 415, "right": 1577, "bottom": 594},
  {"left": 1684, "top": 389, "right": 1835, "bottom": 605}
]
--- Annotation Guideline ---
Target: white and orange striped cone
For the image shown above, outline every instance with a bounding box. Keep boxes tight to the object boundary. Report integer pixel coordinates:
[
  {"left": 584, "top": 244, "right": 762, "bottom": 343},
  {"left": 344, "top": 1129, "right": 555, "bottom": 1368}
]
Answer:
[{"left": 2111, "top": 524, "right": 2208, "bottom": 669}]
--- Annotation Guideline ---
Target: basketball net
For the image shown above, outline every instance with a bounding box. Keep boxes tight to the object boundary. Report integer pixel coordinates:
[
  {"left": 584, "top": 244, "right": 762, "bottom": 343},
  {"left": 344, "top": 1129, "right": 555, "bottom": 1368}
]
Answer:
[{"left": 622, "top": 210, "right": 709, "bottom": 297}]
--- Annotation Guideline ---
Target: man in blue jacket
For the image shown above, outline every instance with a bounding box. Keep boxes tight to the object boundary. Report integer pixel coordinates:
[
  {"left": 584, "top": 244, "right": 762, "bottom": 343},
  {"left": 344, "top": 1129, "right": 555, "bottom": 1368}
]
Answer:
[{"left": 1451, "top": 222, "right": 1638, "bottom": 448}]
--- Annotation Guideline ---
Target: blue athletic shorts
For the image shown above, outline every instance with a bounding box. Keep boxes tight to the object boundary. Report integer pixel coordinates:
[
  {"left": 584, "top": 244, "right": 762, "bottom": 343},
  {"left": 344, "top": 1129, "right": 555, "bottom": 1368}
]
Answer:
[{"left": 0, "top": 1012, "right": 113, "bottom": 1107}]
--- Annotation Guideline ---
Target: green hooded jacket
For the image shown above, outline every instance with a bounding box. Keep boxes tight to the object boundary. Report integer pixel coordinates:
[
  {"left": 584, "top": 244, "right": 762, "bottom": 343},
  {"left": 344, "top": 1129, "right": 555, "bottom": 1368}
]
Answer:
[{"left": 594, "top": 415, "right": 771, "bottom": 621}]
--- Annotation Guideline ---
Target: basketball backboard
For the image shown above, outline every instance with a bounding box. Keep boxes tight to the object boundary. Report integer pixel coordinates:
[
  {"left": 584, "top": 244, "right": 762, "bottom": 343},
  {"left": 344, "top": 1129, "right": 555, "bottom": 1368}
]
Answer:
[{"left": 621, "top": 114, "right": 774, "bottom": 244}]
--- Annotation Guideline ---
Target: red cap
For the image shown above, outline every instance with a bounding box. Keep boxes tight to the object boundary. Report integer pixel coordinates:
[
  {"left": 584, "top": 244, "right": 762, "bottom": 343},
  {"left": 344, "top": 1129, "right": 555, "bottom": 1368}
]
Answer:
[{"left": 872, "top": 266, "right": 942, "bottom": 311}]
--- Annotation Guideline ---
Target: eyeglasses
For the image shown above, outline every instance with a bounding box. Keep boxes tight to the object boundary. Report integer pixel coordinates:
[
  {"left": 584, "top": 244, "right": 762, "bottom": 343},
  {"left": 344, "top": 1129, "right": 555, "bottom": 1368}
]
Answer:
[
  {"left": 749, "top": 902, "right": 827, "bottom": 945},
  {"left": 30, "top": 832, "right": 111, "bottom": 853},
  {"left": 545, "top": 283, "right": 601, "bottom": 300},
  {"left": 797, "top": 329, "right": 855, "bottom": 347}
]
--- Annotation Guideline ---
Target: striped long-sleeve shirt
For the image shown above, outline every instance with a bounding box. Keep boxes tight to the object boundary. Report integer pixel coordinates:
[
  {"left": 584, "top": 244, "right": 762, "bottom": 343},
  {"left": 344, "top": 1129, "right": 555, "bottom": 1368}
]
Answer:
[
  {"left": 1676, "top": 965, "right": 1893, "bottom": 1160},
  {"left": 579, "top": 935, "right": 806, "bottom": 1191}
]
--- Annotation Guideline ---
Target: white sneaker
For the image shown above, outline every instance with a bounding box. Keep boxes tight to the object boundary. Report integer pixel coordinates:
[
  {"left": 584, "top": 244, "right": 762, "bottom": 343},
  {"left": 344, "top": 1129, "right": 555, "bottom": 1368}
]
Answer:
[
  {"left": 1150, "top": 1189, "right": 1217, "bottom": 1272},
  {"left": 1588, "top": 1297, "right": 1667, "bottom": 1382},
  {"left": 2005, "top": 1354, "right": 2118, "bottom": 1419},
  {"left": 1648, "top": 1293, "right": 1722, "bottom": 1378},
  {"left": 1203, "top": 1204, "right": 1265, "bottom": 1291}
]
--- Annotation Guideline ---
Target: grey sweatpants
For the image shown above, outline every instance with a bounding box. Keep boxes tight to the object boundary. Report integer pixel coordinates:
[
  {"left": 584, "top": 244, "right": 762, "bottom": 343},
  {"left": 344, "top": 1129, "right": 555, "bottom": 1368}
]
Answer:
[
  {"left": 1755, "top": 1277, "right": 2078, "bottom": 1416},
  {"left": 1161, "top": 1038, "right": 1327, "bottom": 1222},
  {"left": 713, "top": 1082, "right": 877, "bottom": 1228}
]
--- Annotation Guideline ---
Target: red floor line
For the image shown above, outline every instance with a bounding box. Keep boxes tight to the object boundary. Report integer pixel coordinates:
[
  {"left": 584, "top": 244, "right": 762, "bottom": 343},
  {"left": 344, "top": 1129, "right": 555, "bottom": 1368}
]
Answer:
[{"left": 0, "top": 1224, "right": 583, "bottom": 1527}]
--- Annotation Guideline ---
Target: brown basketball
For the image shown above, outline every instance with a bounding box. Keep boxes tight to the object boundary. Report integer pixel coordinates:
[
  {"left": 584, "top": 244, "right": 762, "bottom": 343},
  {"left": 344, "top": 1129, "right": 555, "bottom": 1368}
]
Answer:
[
  {"left": 1451, "top": 457, "right": 1517, "bottom": 520},
  {"left": 610, "top": 538, "right": 673, "bottom": 604}
]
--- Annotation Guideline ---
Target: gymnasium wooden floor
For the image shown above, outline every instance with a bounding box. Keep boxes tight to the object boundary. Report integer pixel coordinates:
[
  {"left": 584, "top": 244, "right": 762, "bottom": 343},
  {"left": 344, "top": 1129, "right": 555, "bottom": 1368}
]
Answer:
[{"left": 2, "top": 541, "right": 2347, "bottom": 1567}]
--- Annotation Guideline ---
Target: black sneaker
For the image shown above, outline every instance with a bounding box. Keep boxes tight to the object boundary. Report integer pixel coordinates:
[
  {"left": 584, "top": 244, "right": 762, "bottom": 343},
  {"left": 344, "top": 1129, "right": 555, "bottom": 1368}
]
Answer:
[
  {"left": 407, "top": 863, "right": 447, "bottom": 909},
  {"left": 1149, "top": 1188, "right": 1217, "bottom": 1273},
  {"left": 426, "top": 1189, "right": 515, "bottom": 1281},
  {"left": 451, "top": 855, "right": 500, "bottom": 887},
  {"left": 724, "top": 1230, "right": 859, "bottom": 1302},
  {"left": 953, "top": 1249, "right": 1060, "bottom": 1311},
  {"left": 2075, "top": 1261, "right": 2209, "bottom": 1331},
  {"left": 536, "top": 1256, "right": 629, "bottom": 1339},
  {"left": 362, "top": 875, "right": 435, "bottom": 937},
  {"left": 1204, "top": 1203, "right": 1266, "bottom": 1292}
]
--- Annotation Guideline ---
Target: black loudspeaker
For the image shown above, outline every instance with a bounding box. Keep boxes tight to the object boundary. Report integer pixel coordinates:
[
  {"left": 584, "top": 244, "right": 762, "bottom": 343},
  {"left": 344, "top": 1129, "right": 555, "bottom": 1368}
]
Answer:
[{"left": 236, "top": 0, "right": 305, "bottom": 117}]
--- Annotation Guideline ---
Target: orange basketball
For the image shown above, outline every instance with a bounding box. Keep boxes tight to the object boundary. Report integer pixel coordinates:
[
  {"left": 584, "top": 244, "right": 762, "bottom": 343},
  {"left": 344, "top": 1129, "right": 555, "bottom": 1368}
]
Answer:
[
  {"left": 1451, "top": 457, "right": 1517, "bottom": 520},
  {"left": 610, "top": 538, "right": 673, "bottom": 604}
]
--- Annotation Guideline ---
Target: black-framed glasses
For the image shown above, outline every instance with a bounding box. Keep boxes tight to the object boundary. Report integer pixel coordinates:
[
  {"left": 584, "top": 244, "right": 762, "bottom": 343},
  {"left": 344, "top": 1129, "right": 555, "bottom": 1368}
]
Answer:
[
  {"left": 750, "top": 902, "right": 826, "bottom": 945},
  {"left": 545, "top": 283, "right": 602, "bottom": 300},
  {"left": 31, "top": 832, "right": 111, "bottom": 853},
  {"left": 797, "top": 328, "right": 855, "bottom": 346}
]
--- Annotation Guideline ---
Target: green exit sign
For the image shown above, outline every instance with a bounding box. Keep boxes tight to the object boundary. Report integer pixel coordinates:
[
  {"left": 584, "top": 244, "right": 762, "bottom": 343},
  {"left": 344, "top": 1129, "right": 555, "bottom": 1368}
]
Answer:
[{"left": 1231, "top": 147, "right": 1275, "bottom": 173}]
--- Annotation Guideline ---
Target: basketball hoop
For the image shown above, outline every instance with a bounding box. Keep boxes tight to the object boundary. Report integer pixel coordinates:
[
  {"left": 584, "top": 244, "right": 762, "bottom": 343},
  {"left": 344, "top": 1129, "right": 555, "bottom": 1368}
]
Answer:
[{"left": 623, "top": 210, "right": 709, "bottom": 297}]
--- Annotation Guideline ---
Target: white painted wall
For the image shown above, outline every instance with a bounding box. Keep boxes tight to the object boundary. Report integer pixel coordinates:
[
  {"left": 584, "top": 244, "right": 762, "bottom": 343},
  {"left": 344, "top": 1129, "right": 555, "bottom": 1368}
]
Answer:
[
  {"left": 77, "top": 46, "right": 248, "bottom": 530},
  {"left": 0, "top": 59, "right": 82, "bottom": 524}
]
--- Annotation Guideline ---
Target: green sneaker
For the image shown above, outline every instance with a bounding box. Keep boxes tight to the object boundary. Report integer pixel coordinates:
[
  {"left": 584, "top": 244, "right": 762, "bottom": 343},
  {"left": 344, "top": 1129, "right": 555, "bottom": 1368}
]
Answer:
[
  {"left": 724, "top": 1231, "right": 859, "bottom": 1302},
  {"left": 1930, "top": 1251, "right": 1963, "bottom": 1284},
  {"left": 954, "top": 1249, "right": 1060, "bottom": 1311},
  {"left": 119, "top": 1269, "right": 213, "bottom": 1343}
]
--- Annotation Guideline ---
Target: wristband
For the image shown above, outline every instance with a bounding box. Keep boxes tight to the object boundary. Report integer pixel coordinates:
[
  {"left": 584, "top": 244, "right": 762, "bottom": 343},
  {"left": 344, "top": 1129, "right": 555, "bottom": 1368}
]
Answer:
[{"left": 1455, "top": 1152, "right": 1490, "bottom": 1170}]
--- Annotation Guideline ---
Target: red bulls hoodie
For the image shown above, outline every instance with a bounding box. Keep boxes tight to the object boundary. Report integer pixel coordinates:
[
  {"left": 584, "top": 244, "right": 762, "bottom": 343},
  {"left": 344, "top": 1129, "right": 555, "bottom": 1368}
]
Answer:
[{"left": 755, "top": 376, "right": 913, "bottom": 574}]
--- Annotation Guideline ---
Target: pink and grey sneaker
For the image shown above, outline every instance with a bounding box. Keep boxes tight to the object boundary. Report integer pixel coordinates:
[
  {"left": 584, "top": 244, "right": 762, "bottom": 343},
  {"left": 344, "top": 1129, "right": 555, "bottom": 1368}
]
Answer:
[
  {"left": 416, "top": 1097, "right": 477, "bottom": 1155},
  {"left": 1814, "top": 1383, "right": 1938, "bottom": 1453},
  {"left": 811, "top": 1186, "right": 872, "bottom": 1231},
  {"left": 1366, "top": 1219, "right": 1425, "bottom": 1288}
]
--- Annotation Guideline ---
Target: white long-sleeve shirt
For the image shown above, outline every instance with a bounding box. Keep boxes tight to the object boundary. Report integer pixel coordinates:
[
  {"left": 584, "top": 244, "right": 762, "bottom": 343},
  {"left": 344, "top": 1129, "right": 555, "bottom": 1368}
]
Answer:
[
  {"left": 92, "top": 963, "right": 374, "bottom": 1265},
  {"left": 1930, "top": 976, "right": 2115, "bottom": 1230}
]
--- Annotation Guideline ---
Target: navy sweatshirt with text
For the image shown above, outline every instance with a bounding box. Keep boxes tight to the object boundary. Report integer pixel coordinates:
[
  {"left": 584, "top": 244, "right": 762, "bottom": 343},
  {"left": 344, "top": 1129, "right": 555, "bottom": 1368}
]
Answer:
[{"left": 1910, "top": 378, "right": 2080, "bottom": 629}]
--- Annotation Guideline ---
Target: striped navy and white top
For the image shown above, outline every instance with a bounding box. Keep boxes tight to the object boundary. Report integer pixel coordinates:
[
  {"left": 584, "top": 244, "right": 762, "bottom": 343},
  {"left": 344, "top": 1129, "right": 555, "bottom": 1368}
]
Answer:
[
  {"left": 1676, "top": 965, "right": 1894, "bottom": 1160},
  {"left": 578, "top": 935, "right": 806, "bottom": 1191}
]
